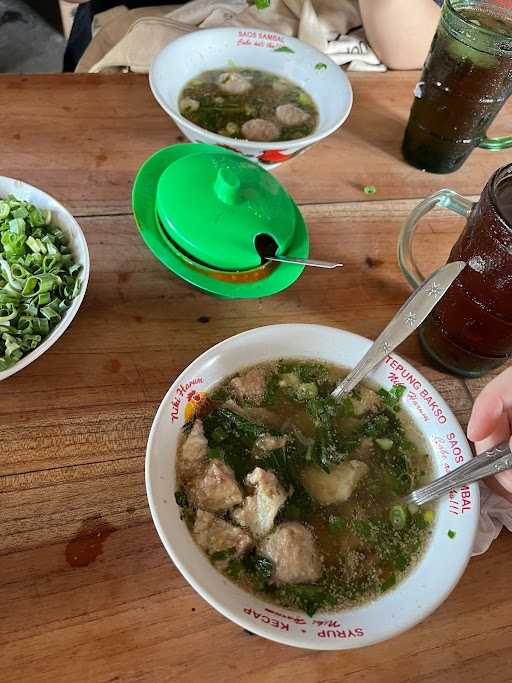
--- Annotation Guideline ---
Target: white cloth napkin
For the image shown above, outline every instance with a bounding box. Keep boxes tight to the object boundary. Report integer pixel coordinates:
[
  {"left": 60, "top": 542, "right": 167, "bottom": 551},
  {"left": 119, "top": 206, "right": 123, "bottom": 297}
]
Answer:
[
  {"left": 78, "top": 0, "right": 385, "bottom": 73},
  {"left": 473, "top": 482, "right": 512, "bottom": 555}
]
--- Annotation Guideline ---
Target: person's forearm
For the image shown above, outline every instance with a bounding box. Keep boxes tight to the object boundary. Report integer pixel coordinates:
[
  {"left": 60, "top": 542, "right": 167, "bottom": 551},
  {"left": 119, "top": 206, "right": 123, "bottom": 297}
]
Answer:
[{"left": 359, "top": 0, "right": 441, "bottom": 70}]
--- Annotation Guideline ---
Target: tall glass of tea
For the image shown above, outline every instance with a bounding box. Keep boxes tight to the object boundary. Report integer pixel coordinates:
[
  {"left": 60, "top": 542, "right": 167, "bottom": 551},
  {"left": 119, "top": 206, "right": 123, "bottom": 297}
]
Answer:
[
  {"left": 398, "top": 163, "right": 512, "bottom": 377},
  {"left": 402, "top": 0, "right": 512, "bottom": 173}
]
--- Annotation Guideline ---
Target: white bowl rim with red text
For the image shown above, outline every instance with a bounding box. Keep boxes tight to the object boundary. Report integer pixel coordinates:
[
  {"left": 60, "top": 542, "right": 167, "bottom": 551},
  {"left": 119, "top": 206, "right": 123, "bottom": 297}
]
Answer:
[
  {"left": 145, "top": 324, "right": 479, "bottom": 650},
  {"left": 149, "top": 27, "right": 353, "bottom": 155},
  {"left": 0, "top": 177, "right": 90, "bottom": 381}
]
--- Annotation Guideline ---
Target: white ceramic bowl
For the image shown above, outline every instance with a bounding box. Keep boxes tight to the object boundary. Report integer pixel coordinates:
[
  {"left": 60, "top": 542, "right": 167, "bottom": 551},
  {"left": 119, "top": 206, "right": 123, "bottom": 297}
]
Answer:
[
  {"left": 149, "top": 27, "right": 352, "bottom": 168},
  {"left": 0, "top": 177, "right": 90, "bottom": 381},
  {"left": 146, "top": 324, "right": 479, "bottom": 650}
]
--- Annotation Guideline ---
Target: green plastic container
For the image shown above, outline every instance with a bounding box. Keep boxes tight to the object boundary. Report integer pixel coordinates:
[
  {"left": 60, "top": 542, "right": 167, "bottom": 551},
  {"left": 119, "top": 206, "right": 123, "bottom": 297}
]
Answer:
[{"left": 132, "top": 144, "right": 309, "bottom": 298}]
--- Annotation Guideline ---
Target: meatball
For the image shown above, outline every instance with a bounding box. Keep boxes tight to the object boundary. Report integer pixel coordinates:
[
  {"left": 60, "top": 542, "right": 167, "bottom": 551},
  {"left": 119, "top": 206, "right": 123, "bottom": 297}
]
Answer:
[
  {"left": 230, "top": 366, "right": 269, "bottom": 406},
  {"left": 275, "top": 104, "right": 309, "bottom": 126},
  {"left": 232, "top": 467, "right": 288, "bottom": 538},
  {"left": 241, "top": 119, "right": 280, "bottom": 142},
  {"left": 352, "top": 386, "right": 382, "bottom": 416},
  {"left": 193, "top": 510, "right": 253, "bottom": 557},
  {"left": 302, "top": 460, "right": 369, "bottom": 506},
  {"left": 178, "top": 419, "right": 208, "bottom": 483},
  {"left": 190, "top": 460, "right": 243, "bottom": 512},
  {"left": 258, "top": 522, "right": 322, "bottom": 584},
  {"left": 218, "top": 72, "right": 252, "bottom": 95}
]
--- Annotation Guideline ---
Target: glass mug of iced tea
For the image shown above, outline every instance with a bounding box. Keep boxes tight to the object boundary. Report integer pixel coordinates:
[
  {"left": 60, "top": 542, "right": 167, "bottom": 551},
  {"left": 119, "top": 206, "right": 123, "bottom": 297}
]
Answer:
[
  {"left": 402, "top": 0, "right": 512, "bottom": 174},
  {"left": 398, "top": 163, "right": 512, "bottom": 377}
]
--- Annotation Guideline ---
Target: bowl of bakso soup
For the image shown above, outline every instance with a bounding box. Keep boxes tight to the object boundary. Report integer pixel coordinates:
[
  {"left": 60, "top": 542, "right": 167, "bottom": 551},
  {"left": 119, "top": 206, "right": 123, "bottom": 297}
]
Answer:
[
  {"left": 149, "top": 28, "right": 352, "bottom": 168},
  {"left": 146, "top": 324, "right": 478, "bottom": 650}
]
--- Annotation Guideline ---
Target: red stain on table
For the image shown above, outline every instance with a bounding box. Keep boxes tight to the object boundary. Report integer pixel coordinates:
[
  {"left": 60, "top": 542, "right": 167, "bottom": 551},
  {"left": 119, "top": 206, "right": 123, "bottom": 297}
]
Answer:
[{"left": 65, "top": 518, "right": 116, "bottom": 567}]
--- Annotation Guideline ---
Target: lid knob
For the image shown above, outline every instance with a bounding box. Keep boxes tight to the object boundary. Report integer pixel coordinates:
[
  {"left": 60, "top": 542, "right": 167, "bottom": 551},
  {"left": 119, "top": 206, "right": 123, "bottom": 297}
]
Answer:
[{"left": 214, "top": 167, "right": 241, "bottom": 205}]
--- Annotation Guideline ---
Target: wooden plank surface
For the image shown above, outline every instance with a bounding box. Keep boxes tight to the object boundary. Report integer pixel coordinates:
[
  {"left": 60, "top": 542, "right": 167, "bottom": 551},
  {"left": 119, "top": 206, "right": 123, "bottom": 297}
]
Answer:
[
  {"left": 2, "top": 73, "right": 512, "bottom": 214},
  {"left": 1, "top": 73, "right": 511, "bottom": 683}
]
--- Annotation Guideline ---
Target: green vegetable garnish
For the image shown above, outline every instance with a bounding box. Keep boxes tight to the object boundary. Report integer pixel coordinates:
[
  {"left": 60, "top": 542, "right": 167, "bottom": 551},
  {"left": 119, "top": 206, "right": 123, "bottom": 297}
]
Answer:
[
  {"left": 276, "top": 583, "right": 335, "bottom": 617},
  {"left": 211, "top": 547, "right": 236, "bottom": 561},
  {"left": 378, "top": 384, "right": 406, "bottom": 408},
  {"left": 0, "top": 195, "right": 82, "bottom": 370},
  {"left": 423, "top": 510, "right": 434, "bottom": 525},
  {"left": 182, "top": 419, "right": 195, "bottom": 434},
  {"left": 328, "top": 515, "right": 347, "bottom": 532},
  {"left": 274, "top": 46, "right": 295, "bottom": 53},
  {"left": 389, "top": 504, "right": 408, "bottom": 530},
  {"left": 315, "top": 62, "right": 327, "bottom": 71},
  {"left": 208, "top": 447, "right": 224, "bottom": 459},
  {"left": 175, "top": 490, "right": 188, "bottom": 508},
  {"left": 296, "top": 382, "right": 318, "bottom": 401},
  {"left": 448, "top": 529, "right": 456, "bottom": 539},
  {"left": 255, "top": 0, "right": 271, "bottom": 8},
  {"left": 211, "top": 426, "right": 227, "bottom": 443},
  {"left": 381, "top": 574, "right": 396, "bottom": 592},
  {"left": 375, "top": 437, "right": 394, "bottom": 451},
  {"left": 363, "top": 185, "right": 377, "bottom": 194},
  {"left": 227, "top": 558, "right": 244, "bottom": 578}
]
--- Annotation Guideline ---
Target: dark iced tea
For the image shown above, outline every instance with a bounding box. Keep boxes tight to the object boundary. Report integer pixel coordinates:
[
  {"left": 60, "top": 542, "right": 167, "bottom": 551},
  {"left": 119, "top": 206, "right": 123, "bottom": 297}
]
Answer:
[
  {"left": 420, "top": 164, "right": 512, "bottom": 376},
  {"left": 402, "top": 1, "right": 512, "bottom": 173}
]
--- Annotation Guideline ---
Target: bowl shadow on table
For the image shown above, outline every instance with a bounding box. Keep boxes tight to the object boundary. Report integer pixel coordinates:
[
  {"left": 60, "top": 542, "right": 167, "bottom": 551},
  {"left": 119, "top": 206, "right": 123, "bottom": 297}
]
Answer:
[{"left": 347, "top": 101, "right": 409, "bottom": 165}]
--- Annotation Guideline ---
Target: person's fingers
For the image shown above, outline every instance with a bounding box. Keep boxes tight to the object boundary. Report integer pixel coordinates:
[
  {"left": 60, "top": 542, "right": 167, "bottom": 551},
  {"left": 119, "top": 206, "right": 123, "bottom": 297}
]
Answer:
[
  {"left": 467, "top": 367, "right": 512, "bottom": 441},
  {"left": 473, "top": 415, "right": 512, "bottom": 502},
  {"left": 473, "top": 413, "right": 511, "bottom": 453},
  {"left": 486, "top": 470, "right": 512, "bottom": 503}
]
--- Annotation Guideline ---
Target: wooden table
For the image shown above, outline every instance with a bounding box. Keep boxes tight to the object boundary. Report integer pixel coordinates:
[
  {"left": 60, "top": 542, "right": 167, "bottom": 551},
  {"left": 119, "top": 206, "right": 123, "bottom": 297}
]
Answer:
[{"left": 1, "top": 72, "right": 512, "bottom": 683}]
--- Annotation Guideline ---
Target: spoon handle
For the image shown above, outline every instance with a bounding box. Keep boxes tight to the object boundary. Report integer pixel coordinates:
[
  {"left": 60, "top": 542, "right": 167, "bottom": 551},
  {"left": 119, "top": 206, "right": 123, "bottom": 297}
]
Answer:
[
  {"left": 266, "top": 256, "right": 343, "bottom": 269},
  {"left": 403, "top": 441, "right": 512, "bottom": 507},
  {"left": 331, "top": 260, "right": 466, "bottom": 401}
]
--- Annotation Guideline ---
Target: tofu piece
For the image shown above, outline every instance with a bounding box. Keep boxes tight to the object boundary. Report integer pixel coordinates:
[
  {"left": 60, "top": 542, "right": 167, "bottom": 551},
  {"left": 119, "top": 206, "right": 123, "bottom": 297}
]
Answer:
[
  {"left": 177, "top": 419, "right": 208, "bottom": 483},
  {"left": 193, "top": 510, "right": 253, "bottom": 557},
  {"left": 302, "top": 460, "right": 369, "bottom": 505},
  {"left": 258, "top": 522, "right": 322, "bottom": 584},
  {"left": 254, "top": 434, "right": 288, "bottom": 452},
  {"left": 351, "top": 386, "right": 382, "bottom": 416},
  {"left": 232, "top": 467, "right": 288, "bottom": 538},
  {"left": 190, "top": 460, "right": 243, "bottom": 512},
  {"left": 230, "top": 367, "right": 268, "bottom": 406}
]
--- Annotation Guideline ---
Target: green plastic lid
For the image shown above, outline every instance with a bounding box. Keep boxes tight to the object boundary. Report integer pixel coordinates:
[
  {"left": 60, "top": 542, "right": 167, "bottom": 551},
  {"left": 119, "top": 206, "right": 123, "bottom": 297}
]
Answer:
[
  {"left": 132, "top": 144, "right": 309, "bottom": 300},
  {"left": 156, "top": 151, "right": 296, "bottom": 270}
]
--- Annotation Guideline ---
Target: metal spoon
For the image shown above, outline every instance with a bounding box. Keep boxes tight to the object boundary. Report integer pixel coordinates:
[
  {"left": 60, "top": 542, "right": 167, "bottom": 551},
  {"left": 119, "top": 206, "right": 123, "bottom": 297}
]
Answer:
[
  {"left": 403, "top": 440, "right": 512, "bottom": 507},
  {"left": 331, "top": 260, "right": 466, "bottom": 401},
  {"left": 266, "top": 255, "right": 343, "bottom": 269}
]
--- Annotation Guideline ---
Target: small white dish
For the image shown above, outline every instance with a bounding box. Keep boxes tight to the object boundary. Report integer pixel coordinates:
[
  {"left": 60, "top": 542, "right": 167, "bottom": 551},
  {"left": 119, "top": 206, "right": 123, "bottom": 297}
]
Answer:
[
  {"left": 0, "top": 177, "right": 90, "bottom": 381},
  {"left": 146, "top": 324, "right": 479, "bottom": 650},
  {"left": 149, "top": 27, "right": 353, "bottom": 168}
]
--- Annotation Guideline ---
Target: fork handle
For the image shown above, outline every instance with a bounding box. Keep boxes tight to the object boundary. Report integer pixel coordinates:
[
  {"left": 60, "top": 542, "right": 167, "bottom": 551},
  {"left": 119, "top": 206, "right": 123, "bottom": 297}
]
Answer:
[{"left": 403, "top": 441, "right": 512, "bottom": 507}]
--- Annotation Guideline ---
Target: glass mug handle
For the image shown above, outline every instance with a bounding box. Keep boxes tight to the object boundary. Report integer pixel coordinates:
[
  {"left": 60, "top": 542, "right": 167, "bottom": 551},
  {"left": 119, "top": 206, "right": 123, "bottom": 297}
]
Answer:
[
  {"left": 398, "top": 189, "right": 474, "bottom": 289},
  {"left": 480, "top": 134, "right": 512, "bottom": 150}
]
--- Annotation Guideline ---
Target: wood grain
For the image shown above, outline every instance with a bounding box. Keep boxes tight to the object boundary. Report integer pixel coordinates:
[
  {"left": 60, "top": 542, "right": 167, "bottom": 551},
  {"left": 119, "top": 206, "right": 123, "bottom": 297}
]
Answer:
[
  {"left": 1, "top": 73, "right": 512, "bottom": 215},
  {"left": 1, "top": 73, "right": 511, "bottom": 683}
]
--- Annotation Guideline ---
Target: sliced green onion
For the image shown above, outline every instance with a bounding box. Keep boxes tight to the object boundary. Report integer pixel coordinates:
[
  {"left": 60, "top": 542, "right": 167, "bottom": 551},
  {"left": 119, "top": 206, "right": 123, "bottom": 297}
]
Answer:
[
  {"left": 389, "top": 504, "right": 408, "bottom": 530},
  {"left": 375, "top": 437, "right": 394, "bottom": 450},
  {"left": 0, "top": 195, "right": 82, "bottom": 370},
  {"left": 423, "top": 509, "right": 434, "bottom": 525}
]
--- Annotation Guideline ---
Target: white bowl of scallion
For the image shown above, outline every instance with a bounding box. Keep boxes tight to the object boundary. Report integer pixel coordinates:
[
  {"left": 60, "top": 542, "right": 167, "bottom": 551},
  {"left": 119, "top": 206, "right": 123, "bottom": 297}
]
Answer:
[{"left": 0, "top": 177, "right": 89, "bottom": 381}]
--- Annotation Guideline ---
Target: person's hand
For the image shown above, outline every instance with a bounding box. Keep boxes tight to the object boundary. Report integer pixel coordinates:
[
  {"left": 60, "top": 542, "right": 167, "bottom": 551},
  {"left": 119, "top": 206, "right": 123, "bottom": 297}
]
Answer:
[{"left": 467, "top": 366, "right": 512, "bottom": 503}]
